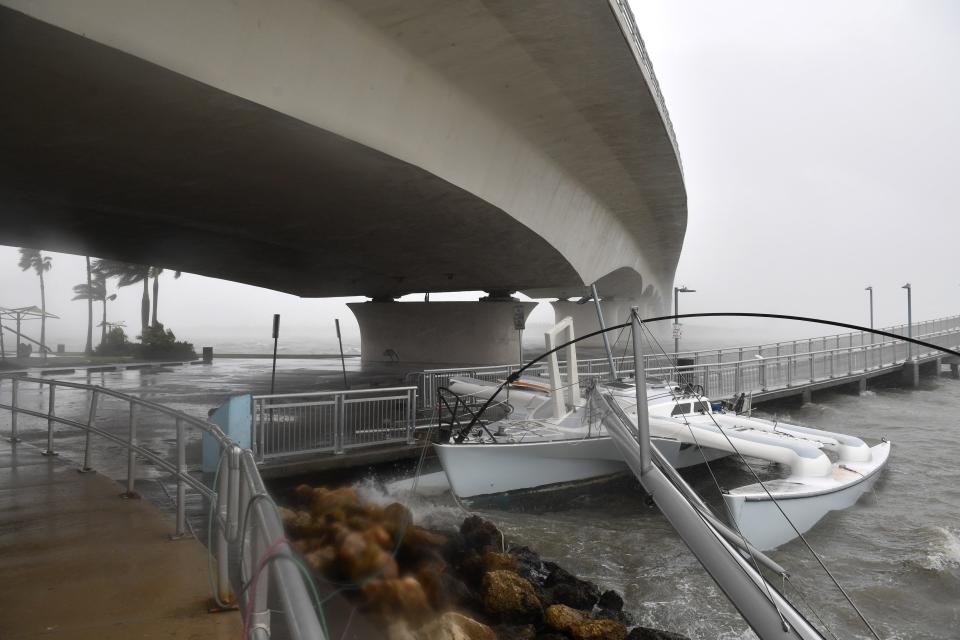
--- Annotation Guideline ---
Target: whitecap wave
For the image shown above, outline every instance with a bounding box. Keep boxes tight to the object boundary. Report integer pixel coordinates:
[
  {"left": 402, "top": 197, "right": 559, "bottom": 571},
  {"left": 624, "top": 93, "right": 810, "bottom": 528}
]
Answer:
[
  {"left": 352, "top": 474, "right": 464, "bottom": 530},
  {"left": 922, "top": 526, "right": 960, "bottom": 571}
]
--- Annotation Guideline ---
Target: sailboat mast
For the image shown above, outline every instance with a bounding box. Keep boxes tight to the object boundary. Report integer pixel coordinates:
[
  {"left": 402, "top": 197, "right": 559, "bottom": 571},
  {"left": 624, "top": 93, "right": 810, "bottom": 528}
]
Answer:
[{"left": 630, "top": 306, "right": 652, "bottom": 474}]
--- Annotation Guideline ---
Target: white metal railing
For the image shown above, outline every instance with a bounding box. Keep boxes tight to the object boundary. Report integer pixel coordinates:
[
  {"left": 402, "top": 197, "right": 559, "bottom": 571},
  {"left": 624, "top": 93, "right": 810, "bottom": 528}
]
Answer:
[
  {"left": 252, "top": 386, "right": 417, "bottom": 460},
  {"left": 0, "top": 375, "right": 326, "bottom": 640},
  {"left": 666, "top": 314, "right": 960, "bottom": 367},
  {"left": 411, "top": 315, "right": 960, "bottom": 408},
  {"left": 644, "top": 329, "right": 960, "bottom": 399}
]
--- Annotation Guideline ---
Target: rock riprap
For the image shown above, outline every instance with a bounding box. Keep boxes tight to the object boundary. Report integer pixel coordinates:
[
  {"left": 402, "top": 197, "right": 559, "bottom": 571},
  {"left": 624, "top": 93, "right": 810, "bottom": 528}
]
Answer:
[{"left": 279, "top": 483, "right": 690, "bottom": 640}]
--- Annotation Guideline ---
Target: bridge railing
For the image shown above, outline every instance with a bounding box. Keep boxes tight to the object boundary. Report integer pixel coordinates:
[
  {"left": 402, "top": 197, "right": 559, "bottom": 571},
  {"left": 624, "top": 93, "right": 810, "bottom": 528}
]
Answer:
[
  {"left": 643, "top": 330, "right": 960, "bottom": 399},
  {"left": 0, "top": 375, "right": 326, "bottom": 640},
  {"left": 252, "top": 386, "right": 417, "bottom": 460},
  {"left": 410, "top": 315, "right": 960, "bottom": 409}
]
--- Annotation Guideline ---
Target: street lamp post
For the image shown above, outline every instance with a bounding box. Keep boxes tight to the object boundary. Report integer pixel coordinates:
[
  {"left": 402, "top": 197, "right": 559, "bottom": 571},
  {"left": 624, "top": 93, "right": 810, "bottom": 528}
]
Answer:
[
  {"left": 902, "top": 283, "right": 912, "bottom": 361},
  {"left": 673, "top": 285, "right": 696, "bottom": 360},
  {"left": 865, "top": 286, "right": 874, "bottom": 345}
]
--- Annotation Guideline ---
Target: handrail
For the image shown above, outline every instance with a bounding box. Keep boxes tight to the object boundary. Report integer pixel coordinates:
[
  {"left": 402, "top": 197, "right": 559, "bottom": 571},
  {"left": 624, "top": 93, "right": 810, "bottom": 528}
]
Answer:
[
  {"left": 253, "top": 385, "right": 417, "bottom": 401},
  {"left": 251, "top": 385, "right": 419, "bottom": 459},
  {"left": 0, "top": 375, "right": 326, "bottom": 640},
  {"left": 412, "top": 314, "right": 960, "bottom": 408}
]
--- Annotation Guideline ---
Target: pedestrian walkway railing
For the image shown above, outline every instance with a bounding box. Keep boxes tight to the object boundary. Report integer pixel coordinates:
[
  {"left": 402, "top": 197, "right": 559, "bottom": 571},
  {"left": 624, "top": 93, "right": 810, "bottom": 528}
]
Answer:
[
  {"left": 0, "top": 375, "right": 326, "bottom": 640},
  {"left": 409, "top": 314, "right": 960, "bottom": 409},
  {"left": 645, "top": 329, "right": 960, "bottom": 399},
  {"left": 252, "top": 386, "right": 417, "bottom": 461}
]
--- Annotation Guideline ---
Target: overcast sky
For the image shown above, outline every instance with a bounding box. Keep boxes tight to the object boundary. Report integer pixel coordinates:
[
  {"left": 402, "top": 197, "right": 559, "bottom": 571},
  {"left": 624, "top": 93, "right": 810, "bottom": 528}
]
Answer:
[{"left": 1, "top": 1, "right": 958, "bottom": 353}]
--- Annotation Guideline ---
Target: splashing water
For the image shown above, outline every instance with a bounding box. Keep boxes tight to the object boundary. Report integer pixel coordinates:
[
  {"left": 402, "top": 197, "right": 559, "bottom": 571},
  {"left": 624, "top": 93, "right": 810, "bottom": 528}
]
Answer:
[{"left": 924, "top": 526, "right": 960, "bottom": 572}]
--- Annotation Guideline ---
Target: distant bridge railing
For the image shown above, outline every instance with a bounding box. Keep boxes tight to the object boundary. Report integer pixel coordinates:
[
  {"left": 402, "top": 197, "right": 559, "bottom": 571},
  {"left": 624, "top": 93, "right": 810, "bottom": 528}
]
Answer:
[
  {"left": 251, "top": 386, "right": 417, "bottom": 461},
  {"left": 409, "top": 315, "right": 960, "bottom": 409},
  {"left": 0, "top": 375, "right": 326, "bottom": 640}
]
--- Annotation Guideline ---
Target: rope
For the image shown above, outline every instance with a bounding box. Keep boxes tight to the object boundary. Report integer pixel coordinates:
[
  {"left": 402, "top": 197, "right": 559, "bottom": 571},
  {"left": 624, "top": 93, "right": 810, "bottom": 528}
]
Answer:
[
  {"left": 636, "top": 321, "right": 879, "bottom": 640},
  {"left": 635, "top": 319, "right": 790, "bottom": 631}
]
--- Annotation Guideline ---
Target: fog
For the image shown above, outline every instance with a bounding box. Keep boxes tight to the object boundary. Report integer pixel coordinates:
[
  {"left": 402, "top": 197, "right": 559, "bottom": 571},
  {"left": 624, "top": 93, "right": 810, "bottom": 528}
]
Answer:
[{"left": 1, "top": 1, "right": 958, "bottom": 353}]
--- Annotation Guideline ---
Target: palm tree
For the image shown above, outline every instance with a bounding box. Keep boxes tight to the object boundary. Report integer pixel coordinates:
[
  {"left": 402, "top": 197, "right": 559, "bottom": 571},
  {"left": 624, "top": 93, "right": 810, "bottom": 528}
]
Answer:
[
  {"left": 17, "top": 248, "right": 52, "bottom": 359},
  {"left": 92, "top": 259, "right": 150, "bottom": 335},
  {"left": 149, "top": 267, "right": 181, "bottom": 328},
  {"left": 72, "top": 274, "right": 117, "bottom": 347},
  {"left": 83, "top": 256, "right": 93, "bottom": 354}
]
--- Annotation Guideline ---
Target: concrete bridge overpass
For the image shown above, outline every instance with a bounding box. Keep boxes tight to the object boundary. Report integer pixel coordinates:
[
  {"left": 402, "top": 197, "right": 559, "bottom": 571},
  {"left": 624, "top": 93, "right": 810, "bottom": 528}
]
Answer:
[{"left": 0, "top": 0, "right": 686, "bottom": 364}]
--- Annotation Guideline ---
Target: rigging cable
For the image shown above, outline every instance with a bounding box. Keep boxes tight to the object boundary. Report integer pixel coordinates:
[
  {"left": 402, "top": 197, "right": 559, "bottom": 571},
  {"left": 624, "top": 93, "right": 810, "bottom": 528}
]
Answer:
[{"left": 460, "top": 311, "right": 957, "bottom": 640}]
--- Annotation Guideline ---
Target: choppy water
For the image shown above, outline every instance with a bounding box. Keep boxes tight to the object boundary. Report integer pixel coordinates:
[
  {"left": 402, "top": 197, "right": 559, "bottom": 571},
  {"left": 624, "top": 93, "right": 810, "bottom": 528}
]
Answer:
[
  {"left": 4, "top": 359, "right": 958, "bottom": 638},
  {"left": 365, "top": 379, "right": 960, "bottom": 639}
]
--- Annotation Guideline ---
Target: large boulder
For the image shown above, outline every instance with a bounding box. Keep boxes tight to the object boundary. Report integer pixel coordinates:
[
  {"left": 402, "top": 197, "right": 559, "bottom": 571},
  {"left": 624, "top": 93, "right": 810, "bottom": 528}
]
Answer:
[
  {"left": 592, "top": 589, "right": 633, "bottom": 627},
  {"left": 542, "top": 562, "right": 600, "bottom": 610},
  {"left": 337, "top": 529, "right": 399, "bottom": 582},
  {"left": 510, "top": 546, "right": 549, "bottom": 587},
  {"left": 625, "top": 628, "right": 691, "bottom": 640},
  {"left": 598, "top": 590, "right": 624, "bottom": 612},
  {"left": 569, "top": 618, "right": 628, "bottom": 640},
  {"left": 493, "top": 623, "right": 537, "bottom": 640},
  {"left": 415, "top": 612, "right": 495, "bottom": 640},
  {"left": 461, "top": 516, "right": 503, "bottom": 552},
  {"left": 481, "top": 570, "right": 542, "bottom": 623},
  {"left": 361, "top": 576, "right": 433, "bottom": 625},
  {"left": 543, "top": 604, "right": 586, "bottom": 635},
  {"left": 483, "top": 551, "right": 517, "bottom": 573}
]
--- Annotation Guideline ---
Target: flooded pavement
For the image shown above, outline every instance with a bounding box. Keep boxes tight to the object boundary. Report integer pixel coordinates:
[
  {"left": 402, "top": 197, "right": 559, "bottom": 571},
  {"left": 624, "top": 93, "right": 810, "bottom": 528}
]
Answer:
[{"left": 0, "top": 358, "right": 382, "bottom": 539}]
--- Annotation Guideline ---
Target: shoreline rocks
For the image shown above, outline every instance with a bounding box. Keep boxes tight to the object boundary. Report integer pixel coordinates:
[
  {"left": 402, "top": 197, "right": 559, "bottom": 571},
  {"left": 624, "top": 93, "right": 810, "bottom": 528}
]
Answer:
[{"left": 279, "top": 483, "right": 689, "bottom": 640}]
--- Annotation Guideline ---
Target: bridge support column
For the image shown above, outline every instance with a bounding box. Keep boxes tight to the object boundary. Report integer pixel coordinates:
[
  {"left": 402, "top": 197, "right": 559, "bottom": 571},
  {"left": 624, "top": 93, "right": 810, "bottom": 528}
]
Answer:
[
  {"left": 801, "top": 389, "right": 812, "bottom": 405},
  {"left": 348, "top": 300, "right": 537, "bottom": 366},
  {"left": 550, "top": 299, "right": 631, "bottom": 349},
  {"left": 901, "top": 361, "right": 920, "bottom": 388},
  {"left": 952, "top": 363, "right": 960, "bottom": 380},
  {"left": 858, "top": 378, "right": 868, "bottom": 394}
]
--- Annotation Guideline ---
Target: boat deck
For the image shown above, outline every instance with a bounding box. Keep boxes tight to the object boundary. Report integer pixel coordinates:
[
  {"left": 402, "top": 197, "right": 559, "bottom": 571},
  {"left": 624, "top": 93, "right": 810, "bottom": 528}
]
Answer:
[{"left": 0, "top": 438, "right": 239, "bottom": 640}]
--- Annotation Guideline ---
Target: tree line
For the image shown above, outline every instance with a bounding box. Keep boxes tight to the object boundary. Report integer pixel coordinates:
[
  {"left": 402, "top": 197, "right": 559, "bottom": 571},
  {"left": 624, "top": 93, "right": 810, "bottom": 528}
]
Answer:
[{"left": 16, "top": 248, "right": 181, "bottom": 357}]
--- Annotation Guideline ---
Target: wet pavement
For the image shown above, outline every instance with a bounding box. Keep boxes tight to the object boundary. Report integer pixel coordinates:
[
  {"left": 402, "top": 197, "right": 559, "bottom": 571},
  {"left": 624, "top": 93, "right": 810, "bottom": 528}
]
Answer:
[{"left": 0, "top": 436, "right": 240, "bottom": 639}]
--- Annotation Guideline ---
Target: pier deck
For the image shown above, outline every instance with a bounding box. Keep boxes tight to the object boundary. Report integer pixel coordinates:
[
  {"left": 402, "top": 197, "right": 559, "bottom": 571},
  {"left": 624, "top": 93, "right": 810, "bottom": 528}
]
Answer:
[{"left": 0, "top": 439, "right": 239, "bottom": 640}]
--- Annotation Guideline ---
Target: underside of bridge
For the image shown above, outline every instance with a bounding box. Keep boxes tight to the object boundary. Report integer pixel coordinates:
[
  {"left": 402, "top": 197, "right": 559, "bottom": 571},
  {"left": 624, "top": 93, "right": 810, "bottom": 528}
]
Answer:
[{"left": 0, "top": 0, "right": 686, "bottom": 364}]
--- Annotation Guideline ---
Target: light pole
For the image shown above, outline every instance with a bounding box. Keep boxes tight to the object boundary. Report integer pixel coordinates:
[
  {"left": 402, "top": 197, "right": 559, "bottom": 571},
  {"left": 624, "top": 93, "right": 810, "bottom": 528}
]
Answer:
[
  {"left": 865, "top": 286, "right": 874, "bottom": 345},
  {"left": 902, "top": 283, "right": 912, "bottom": 360},
  {"left": 673, "top": 285, "right": 696, "bottom": 359}
]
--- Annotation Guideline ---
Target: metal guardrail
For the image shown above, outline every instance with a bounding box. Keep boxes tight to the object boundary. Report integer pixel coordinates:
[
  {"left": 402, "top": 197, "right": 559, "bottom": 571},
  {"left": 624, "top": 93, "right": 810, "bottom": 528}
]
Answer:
[
  {"left": 646, "top": 330, "right": 960, "bottom": 399},
  {"left": 609, "top": 0, "right": 681, "bottom": 165},
  {"left": 410, "top": 315, "right": 960, "bottom": 409},
  {"left": 666, "top": 314, "right": 960, "bottom": 366},
  {"left": 252, "top": 386, "right": 417, "bottom": 460},
  {"left": 0, "top": 375, "right": 326, "bottom": 640}
]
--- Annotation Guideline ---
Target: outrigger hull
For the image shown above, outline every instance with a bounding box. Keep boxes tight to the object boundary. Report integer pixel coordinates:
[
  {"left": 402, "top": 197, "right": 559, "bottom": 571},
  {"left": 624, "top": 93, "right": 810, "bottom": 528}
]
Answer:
[{"left": 723, "top": 441, "right": 891, "bottom": 550}]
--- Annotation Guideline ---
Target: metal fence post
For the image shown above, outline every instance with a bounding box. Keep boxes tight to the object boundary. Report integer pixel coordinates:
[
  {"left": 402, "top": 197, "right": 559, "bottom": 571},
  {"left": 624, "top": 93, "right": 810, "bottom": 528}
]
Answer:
[
  {"left": 79, "top": 390, "right": 98, "bottom": 473},
  {"left": 41, "top": 383, "right": 58, "bottom": 457},
  {"left": 172, "top": 417, "right": 187, "bottom": 539},
  {"left": 8, "top": 377, "right": 19, "bottom": 443},
  {"left": 829, "top": 349, "right": 835, "bottom": 379},
  {"left": 334, "top": 393, "right": 345, "bottom": 454},
  {"left": 406, "top": 389, "right": 416, "bottom": 445},
  {"left": 786, "top": 355, "right": 793, "bottom": 387},
  {"left": 735, "top": 361, "right": 742, "bottom": 392},
  {"left": 228, "top": 447, "right": 240, "bottom": 542},
  {"left": 249, "top": 396, "right": 259, "bottom": 461},
  {"left": 249, "top": 508, "right": 271, "bottom": 636},
  {"left": 123, "top": 403, "right": 139, "bottom": 497},
  {"left": 216, "top": 447, "right": 234, "bottom": 606}
]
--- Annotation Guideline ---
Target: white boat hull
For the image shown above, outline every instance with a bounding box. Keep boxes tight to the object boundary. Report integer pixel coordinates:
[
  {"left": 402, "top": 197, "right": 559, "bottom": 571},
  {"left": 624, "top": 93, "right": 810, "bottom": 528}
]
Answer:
[
  {"left": 723, "top": 441, "right": 891, "bottom": 550},
  {"left": 434, "top": 436, "right": 726, "bottom": 499}
]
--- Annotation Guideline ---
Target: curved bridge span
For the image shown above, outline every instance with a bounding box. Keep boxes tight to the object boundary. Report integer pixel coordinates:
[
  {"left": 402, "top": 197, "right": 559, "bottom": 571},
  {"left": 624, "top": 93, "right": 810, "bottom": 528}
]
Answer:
[{"left": 0, "top": 0, "right": 686, "bottom": 363}]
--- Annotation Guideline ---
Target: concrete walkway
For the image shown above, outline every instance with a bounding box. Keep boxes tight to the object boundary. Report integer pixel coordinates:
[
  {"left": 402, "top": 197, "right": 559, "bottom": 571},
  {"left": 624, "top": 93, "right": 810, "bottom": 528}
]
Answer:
[{"left": 0, "top": 439, "right": 239, "bottom": 639}]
